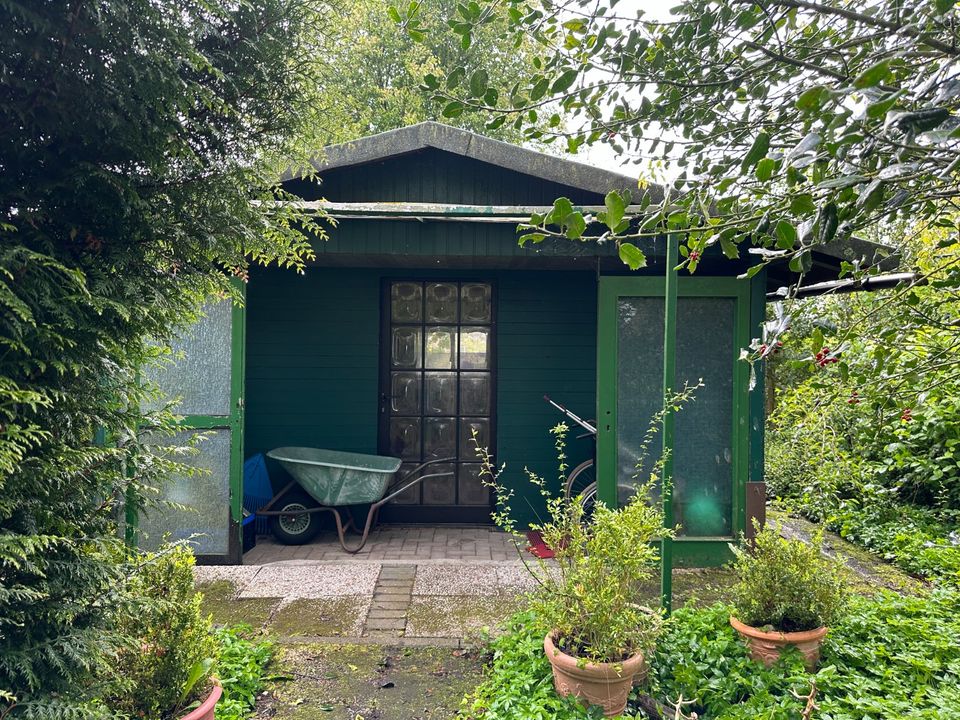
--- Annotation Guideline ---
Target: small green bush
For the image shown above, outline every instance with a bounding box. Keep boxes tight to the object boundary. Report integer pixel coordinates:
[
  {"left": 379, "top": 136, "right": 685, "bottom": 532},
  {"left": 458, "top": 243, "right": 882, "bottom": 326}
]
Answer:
[
  {"left": 105, "top": 545, "right": 218, "bottom": 720},
  {"left": 731, "top": 524, "right": 846, "bottom": 632},
  {"left": 214, "top": 626, "right": 273, "bottom": 720}
]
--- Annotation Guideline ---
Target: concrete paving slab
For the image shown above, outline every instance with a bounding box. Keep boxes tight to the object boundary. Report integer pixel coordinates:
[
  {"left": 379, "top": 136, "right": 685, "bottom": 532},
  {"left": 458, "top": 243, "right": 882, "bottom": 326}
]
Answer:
[
  {"left": 269, "top": 597, "right": 370, "bottom": 637},
  {"left": 239, "top": 564, "right": 381, "bottom": 599},
  {"left": 412, "top": 564, "right": 500, "bottom": 596},
  {"left": 405, "top": 595, "right": 520, "bottom": 638},
  {"left": 192, "top": 565, "right": 261, "bottom": 592}
]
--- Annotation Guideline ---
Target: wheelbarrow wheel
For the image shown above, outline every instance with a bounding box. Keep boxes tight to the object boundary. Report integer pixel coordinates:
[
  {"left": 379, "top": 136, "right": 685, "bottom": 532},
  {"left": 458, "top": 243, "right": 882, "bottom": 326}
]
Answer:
[{"left": 269, "top": 489, "right": 323, "bottom": 545}]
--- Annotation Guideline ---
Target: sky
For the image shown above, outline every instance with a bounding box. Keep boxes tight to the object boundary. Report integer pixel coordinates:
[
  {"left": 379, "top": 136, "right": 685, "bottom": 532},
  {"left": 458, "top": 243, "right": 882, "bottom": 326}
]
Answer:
[{"left": 574, "top": 0, "right": 677, "bottom": 177}]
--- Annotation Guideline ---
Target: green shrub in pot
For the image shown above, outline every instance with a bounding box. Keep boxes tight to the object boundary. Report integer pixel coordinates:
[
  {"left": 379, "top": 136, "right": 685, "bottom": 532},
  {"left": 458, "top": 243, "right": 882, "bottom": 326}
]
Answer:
[
  {"left": 730, "top": 523, "right": 846, "bottom": 669},
  {"left": 477, "top": 425, "right": 670, "bottom": 716}
]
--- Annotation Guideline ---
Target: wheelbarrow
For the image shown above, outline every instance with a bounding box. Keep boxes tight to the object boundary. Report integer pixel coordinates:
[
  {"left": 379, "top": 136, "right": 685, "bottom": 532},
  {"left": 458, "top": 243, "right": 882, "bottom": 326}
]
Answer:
[{"left": 257, "top": 447, "right": 454, "bottom": 553}]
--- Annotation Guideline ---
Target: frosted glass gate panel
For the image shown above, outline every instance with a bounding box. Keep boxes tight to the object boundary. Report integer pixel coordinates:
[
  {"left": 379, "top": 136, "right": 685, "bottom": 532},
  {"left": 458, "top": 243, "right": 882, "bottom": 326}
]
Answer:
[
  {"left": 140, "top": 296, "right": 243, "bottom": 560},
  {"left": 597, "top": 276, "right": 750, "bottom": 557},
  {"left": 616, "top": 297, "right": 734, "bottom": 536}
]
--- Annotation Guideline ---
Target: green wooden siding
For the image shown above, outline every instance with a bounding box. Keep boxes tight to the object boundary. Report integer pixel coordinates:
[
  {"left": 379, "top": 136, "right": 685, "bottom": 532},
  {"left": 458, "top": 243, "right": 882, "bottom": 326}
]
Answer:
[
  {"left": 289, "top": 149, "right": 612, "bottom": 205},
  {"left": 244, "top": 266, "right": 596, "bottom": 526}
]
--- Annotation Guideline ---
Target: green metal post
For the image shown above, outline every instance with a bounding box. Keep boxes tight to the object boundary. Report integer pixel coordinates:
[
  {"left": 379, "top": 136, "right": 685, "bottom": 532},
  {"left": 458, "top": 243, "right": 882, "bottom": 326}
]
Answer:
[{"left": 661, "top": 234, "right": 680, "bottom": 615}]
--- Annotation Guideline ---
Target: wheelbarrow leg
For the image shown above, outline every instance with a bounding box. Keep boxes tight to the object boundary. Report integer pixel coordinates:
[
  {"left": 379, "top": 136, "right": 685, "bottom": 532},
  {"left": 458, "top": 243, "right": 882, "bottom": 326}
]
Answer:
[{"left": 335, "top": 501, "right": 385, "bottom": 554}]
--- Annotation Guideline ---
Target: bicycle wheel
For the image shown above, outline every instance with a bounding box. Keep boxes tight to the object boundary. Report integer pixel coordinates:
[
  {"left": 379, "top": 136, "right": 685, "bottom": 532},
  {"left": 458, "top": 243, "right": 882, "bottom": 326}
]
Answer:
[{"left": 563, "top": 458, "right": 596, "bottom": 499}]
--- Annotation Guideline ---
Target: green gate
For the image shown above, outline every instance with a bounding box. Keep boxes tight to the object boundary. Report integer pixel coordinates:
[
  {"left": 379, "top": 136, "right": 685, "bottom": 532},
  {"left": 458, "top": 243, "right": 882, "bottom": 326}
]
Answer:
[{"left": 596, "top": 276, "right": 751, "bottom": 567}]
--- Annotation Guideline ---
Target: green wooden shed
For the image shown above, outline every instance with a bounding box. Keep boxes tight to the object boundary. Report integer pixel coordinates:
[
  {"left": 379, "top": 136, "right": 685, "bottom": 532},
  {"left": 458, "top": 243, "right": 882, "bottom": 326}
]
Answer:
[{"left": 141, "top": 122, "right": 884, "bottom": 565}]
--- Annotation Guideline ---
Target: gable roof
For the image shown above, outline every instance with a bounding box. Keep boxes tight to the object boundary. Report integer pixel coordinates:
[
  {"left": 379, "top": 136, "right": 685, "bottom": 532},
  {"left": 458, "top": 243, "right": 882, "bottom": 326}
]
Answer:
[{"left": 289, "top": 121, "right": 661, "bottom": 202}]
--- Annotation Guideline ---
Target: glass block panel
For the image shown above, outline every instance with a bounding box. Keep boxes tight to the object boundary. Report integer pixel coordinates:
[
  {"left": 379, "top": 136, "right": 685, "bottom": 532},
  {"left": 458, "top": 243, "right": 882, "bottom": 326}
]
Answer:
[
  {"left": 390, "top": 372, "right": 421, "bottom": 415},
  {"left": 424, "top": 372, "right": 457, "bottom": 416},
  {"left": 460, "top": 327, "right": 489, "bottom": 369},
  {"left": 459, "top": 418, "right": 489, "bottom": 460},
  {"left": 425, "top": 327, "right": 457, "bottom": 369},
  {"left": 422, "top": 463, "right": 456, "bottom": 505},
  {"left": 459, "top": 373, "right": 490, "bottom": 415},
  {"left": 138, "top": 429, "right": 231, "bottom": 555},
  {"left": 391, "top": 282, "right": 422, "bottom": 322},
  {"left": 391, "top": 327, "right": 422, "bottom": 368},
  {"left": 615, "top": 296, "right": 735, "bottom": 537},
  {"left": 461, "top": 283, "right": 492, "bottom": 323},
  {"left": 458, "top": 464, "right": 489, "bottom": 506},
  {"left": 425, "top": 282, "right": 458, "bottom": 322},
  {"left": 389, "top": 417, "right": 421, "bottom": 459},
  {"left": 390, "top": 462, "right": 421, "bottom": 504},
  {"left": 424, "top": 417, "right": 456, "bottom": 459},
  {"left": 147, "top": 298, "right": 232, "bottom": 417}
]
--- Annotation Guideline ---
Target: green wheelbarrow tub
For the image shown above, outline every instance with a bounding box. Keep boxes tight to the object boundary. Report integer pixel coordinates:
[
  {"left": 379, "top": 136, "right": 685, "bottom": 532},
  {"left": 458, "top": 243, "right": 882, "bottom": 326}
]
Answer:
[{"left": 266, "top": 447, "right": 402, "bottom": 506}]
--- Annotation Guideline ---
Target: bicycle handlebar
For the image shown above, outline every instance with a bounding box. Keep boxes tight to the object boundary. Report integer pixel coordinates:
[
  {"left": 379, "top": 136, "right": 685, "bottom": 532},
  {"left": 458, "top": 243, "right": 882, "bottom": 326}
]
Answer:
[{"left": 544, "top": 394, "right": 597, "bottom": 435}]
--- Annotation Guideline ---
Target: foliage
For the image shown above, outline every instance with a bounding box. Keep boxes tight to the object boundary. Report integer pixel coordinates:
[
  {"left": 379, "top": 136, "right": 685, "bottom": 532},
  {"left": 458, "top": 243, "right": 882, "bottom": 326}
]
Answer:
[
  {"left": 0, "top": 0, "right": 324, "bottom": 714},
  {"left": 315, "top": 0, "right": 548, "bottom": 145},
  {"left": 651, "top": 591, "right": 960, "bottom": 719},
  {"left": 213, "top": 626, "right": 274, "bottom": 720},
  {"left": 469, "top": 590, "right": 960, "bottom": 720},
  {"left": 103, "top": 546, "right": 218, "bottom": 720},
  {"left": 459, "top": 610, "right": 604, "bottom": 720},
  {"left": 765, "top": 229, "right": 960, "bottom": 584},
  {"left": 731, "top": 523, "right": 846, "bottom": 632},
  {"left": 477, "top": 424, "right": 668, "bottom": 664},
  {"left": 399, "top": 0, "right": 960, "bottom": 283}
]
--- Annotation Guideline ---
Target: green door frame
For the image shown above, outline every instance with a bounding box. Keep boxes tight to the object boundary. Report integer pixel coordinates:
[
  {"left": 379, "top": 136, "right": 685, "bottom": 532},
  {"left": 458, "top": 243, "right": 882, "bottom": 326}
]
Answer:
[
  {"left": 596, "top": 275, "right": 752, "bottom": 567},
  {"left": 129, "top": 287, "right": 246, "bottom": 565}
]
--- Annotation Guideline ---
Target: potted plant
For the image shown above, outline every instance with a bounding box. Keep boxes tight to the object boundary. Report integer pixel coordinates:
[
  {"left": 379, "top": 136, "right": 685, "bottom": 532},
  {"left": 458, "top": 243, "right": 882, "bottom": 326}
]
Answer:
[
  {"left": 477, "top": 426, "right": 670, "bottom": 717},
  {"left": 106, "top": 543, "right": 222, "bottom": 719},
  {"left": 729, "top": 523, "right": 846, "bottom": 670}
]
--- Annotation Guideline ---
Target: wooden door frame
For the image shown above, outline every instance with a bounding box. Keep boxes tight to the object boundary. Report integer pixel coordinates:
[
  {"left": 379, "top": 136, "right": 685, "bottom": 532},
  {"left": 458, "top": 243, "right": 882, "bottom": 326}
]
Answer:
[{"left": 377, "top": 277, "right": 497, "bottom": 523}]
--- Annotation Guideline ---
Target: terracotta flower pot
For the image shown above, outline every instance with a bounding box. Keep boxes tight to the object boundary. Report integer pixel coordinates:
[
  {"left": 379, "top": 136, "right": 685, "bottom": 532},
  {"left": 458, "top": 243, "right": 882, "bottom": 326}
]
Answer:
[
  {"left": 179, "top": 679, "right": 222, "bottom": 720},
  {"left": 729, "top": 616, "right": 827, "bottom": 671},
  {"left": 543, "top": 632, "right": 645, "bottom": 717}
]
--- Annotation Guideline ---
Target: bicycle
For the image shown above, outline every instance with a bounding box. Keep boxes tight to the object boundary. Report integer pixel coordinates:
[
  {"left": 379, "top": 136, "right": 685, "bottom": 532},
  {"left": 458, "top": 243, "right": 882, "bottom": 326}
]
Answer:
[{"left": 544, "top": 395, "right": 638, "bottom": 515}]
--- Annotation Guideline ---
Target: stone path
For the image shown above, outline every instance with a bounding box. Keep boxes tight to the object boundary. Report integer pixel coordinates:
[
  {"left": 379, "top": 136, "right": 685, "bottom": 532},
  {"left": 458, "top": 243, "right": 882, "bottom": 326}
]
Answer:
[
  {"left": 242, "top": 525, "right": 520, "bottom": 564},
  {"left": 195, "top": 559, "right": 530, "bottom": 647}
]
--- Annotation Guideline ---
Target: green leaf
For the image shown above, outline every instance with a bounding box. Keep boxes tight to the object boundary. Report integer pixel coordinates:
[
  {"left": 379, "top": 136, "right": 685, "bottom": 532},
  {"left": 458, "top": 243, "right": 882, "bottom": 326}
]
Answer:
[
  {"left": 179, "top": 658, "right": 215, "bottom": 706},
  {"left": 518, "top": 232, "right": 546, "bottom": 246},
  {"left": 866, "top": 91, "right": 903, "bottom": 119},
  {"left": 935, "top": 0, "right": 955, "bottom": 13},
  {"left": 790, "top": 194, "right": 816, "bottom": 215},
  {"left": 755, "top": 158, "right": 777, "bottom": 181},
  {"left": 811, "top": 328, "right": 824, "bottom": 353},
  {"left": 551, "top": 69, "right": 578, "bottom": 93},
  {"left": 446, "top": 67, "right": 465, "bottom": 90},
  {"left": 789, "top": 249, "right": 813, "bottom": 273},
  {"left": 469, "top": 69, "right": 488, "bottom": 98},
  {"left": 796, "top": 86, "right": 827, "bottom": 112},
  {"left": 565, "top": 212, "right": 586, "bottom": 239},
  {"left": 741, "top": 131, "right": 770, "bottom": 172},
  {"left": 548, "top": 197, "right": 575, "bottom": 224},
  {"left": 387, "top": 6, "right": 402, "bottom": 23},
  {"left": 720, "top": 237, "right": 739, "bottom": 259},
  {"left": 853, "top": 59, "right": 890, "bottom": 89},
  {"left": 618, "top": 242, "right": 647, "bottom": 270},
  {"left": 775, "top": 220, "right": 797, "bottom": 247},
  {"left": 442, "top": 101, "right": 465, "bottom": 118},
  {"left": 603, "top": 190, "right": 626, "bottom": 231}
]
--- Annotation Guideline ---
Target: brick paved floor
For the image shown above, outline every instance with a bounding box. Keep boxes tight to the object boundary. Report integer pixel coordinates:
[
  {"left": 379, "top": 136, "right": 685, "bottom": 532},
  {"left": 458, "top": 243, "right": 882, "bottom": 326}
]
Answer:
[{"left": 242, "top": 525, "right": 523, "bottom": 564}]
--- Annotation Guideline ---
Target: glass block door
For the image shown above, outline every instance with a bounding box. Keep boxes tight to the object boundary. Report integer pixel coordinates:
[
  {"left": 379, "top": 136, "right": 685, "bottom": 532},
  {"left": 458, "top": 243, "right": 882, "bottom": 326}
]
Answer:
[
  {"left": 379, "top": 280, "right": 494, "bottom": 523},
  {"left": 139, "top": 293, "right": 245, "bottom": 562}
]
